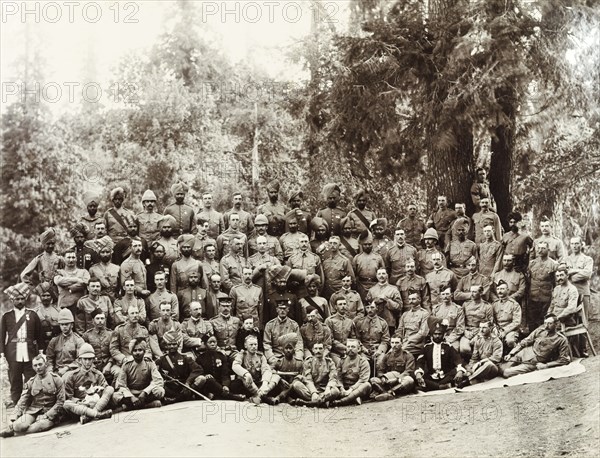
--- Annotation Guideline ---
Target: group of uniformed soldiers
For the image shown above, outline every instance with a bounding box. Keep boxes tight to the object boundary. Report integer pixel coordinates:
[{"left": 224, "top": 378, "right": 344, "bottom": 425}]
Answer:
[{"left": 0, "top": 174, "right": 595, "bottom": 437}]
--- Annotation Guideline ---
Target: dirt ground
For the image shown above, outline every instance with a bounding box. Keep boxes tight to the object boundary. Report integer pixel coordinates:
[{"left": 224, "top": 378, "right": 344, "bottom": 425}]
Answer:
[{"left": 1, "top": 319, "right": 599, "bottom": 457}]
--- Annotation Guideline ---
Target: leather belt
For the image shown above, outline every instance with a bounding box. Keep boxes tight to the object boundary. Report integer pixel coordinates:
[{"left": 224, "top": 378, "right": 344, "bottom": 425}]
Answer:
[{"left": 10, "top": 338, "right": 28, "bottom": 343}]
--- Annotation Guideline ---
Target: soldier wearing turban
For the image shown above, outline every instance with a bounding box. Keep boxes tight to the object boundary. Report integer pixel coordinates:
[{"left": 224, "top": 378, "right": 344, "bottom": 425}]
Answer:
[
  {"left": 156, "top": 215, "right": 180, "bottom": 266},
  {"left": 316, "top": 183, "right": 345, "bottom": 237},
  {"left": 80, "top": 191, "right": 103, "bottom": 240},
  {"left": 164, "top": 181, "right": 196, "bottom": 237},
  {"left": 21, "top": 228, "right": 64, "bottom": 293},
  {"left": 104, "top": 186, "right": 136, "bottom": 244},
  {"left": 346, "top": 188, "right": 376, "bottom": 236},
  {"left": 284, "top": 190, "right": 311, "bottom": 235},
  {"left": 256, "top": 180, "right": 288, "bottom": 237}
]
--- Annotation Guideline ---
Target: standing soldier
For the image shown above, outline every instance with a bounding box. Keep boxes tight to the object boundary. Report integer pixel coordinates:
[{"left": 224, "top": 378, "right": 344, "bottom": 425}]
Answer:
[
  {"left": 119, "top": 238, "right": 150, "bottom": 299},
  {"left": 316, "top": 183, "right": 345, "bottom": 236},
  {"left": 113, "top": 278, "right": 147, "bottom": 326},
  {"left": 54, "top": 250, "right": 90, "bottom": 311},
  {"left": 137, "top": 189, "right": 162, "bottom": 242},
  {"left": 385, "top": 228, "right": 418, "bottom": 285},
  {"left": 69, "top": 223, "right": 98, "bottom": 270},
  {"left": 164, "top": 181, "right": 196, "bottom": 236},
  {"left": 21, "top": 228, "right": 63, "bottom": 292},
  {"left": 447, "top": 203, "right": 474, "bottom": 242},
  {"left": 88, "top": 236, "right": 120, "bottom": 303},
  {"left": 501, "top": 212, "right": 533, "bottom": 273},
  {"left": 80, "top": 191, "right": 103, "bottom": 239},
  {"left": 192, "top": 218, "right": 216, "bottom": 261},
  {"left": 0, "top": 354, "right": 64, "bottom": 437},
  {"left": 428, "top": 195, "right": 457, "bottom": 250},
  {"left": 473, "top": 198, "right": 502, "bottom": 244},
  {"left": 217, "top": 213, "right": 250, "bottom": 259},
  {"left": 104, "top": 187, "right": 136, "bottom": 244},
  {"left": 248, "top": 215, "right": 281, "bottom": 261},
  {"left": 257, "top": 180, "right": 288, "bottom": 237},
  {"left": 34, "top": 282, "right": 60, "bottom": 352},
  {"left": 285, "top": 190, "right": 311, "bottom": 235},
  {"left": 532, "top": 217, "right": 566, "bottom": 261},
  {"left": 147, "top": 271, "right": 179, "bottom": 322},
  {"left": 286, "top": 233, "right": 322, "bottom": 298},
  {"left": 0, "top": 282, "right": 42, "bottom": 406},
  {"left": 478, "top": 225, "right": 503, "bottom": 278},
  {"left": 220, "top": 237, "right": 247, "bottom": 294},
  {"left": 397, "top": 203, "right": 426, "bottom": 249},
  {"left": 528, "top": 241, "right": 559, "bottom": 331},
  {"left": 416, "top": 228, "right": 447, "bottom": 277},
  {"left": 371, "top": 218, "right": 392, "bottom": 257},
  {"left": 75, "top": 278, "right": 113, "bottom": 334},
  {"left": 353, "top": 231, "right": 385, "bottom": 300},
  {"left": 446, "top": 218, "right": 477, "bottom": 279},
  {"left": 564, "top": 237, "right": 594, "bottom": 321},
  {"left": 471, "top": 167, "right": 496, "bottom": 212},
  {"left": 279, "top": 217, "right": 306, "bottom": 261},
  {"left": 346, "top": 189, "right": 376, "bottom": 235},
  {"left": 197, "top": 192, "right": 225, "bottom": 240},
  {"left": 176, "top": 270, "right": 206, "bottom": 320},
  {"left": 171, "top": 235, "right": 204, "bottom": 295},
  {"left": 224, "top": 192, "right": 254, "bottom": 236},
  {"left": 156, "top": 216, "right": 180, "bottom": 266},
  {"left": 210, "top": 297, "right": 241, "bottom": 356}
]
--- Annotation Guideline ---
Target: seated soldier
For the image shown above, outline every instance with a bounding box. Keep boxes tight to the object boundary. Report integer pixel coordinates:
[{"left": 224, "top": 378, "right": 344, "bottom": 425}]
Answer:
[
  {"left": 500, "top": 314, "right": 570, "bottom": 378},
  {"left": 460, "top": 285, "right": 494, "bottom": 358},
  {"left": 324, "top": 297, "right": 357, "bottom": 365},
  {"left": 396, "top": 291, "right": 430, "bottom": 358},
  {"left": 462, "top": 321, "right": 503, "bottom": 386},
  {"left": 181, "top": 301, "right": 214, "bottom": 356},
  {"left": 354, "top": 300, "right": 390, "bottom": 371},
  {"left": 329, "top": 338, "right": 372, "bottom": 407},
  {"left": 290, "top": 342, "right": 340, "bottom": 407},
  {"left": 63, "top": 343, "right": 114, "bottom": 424},
  {"left": 109, "top": 307, "right": 150, "bottom": 368},
  {"left": 231, "top": 335, "right": 280, "bottom": 405},
  {"left": 300, "top": 306, "right": 333, "bottom": 358},
  {"left": 431, "top": 285, "right": 465, "bottom": 350},
  {"left": 263, "top": 301, "right": 304, "bottom": 367},
  {"left": 148, "top": 301, "right": 183, "bottom": 359},
  {"left": 197, "top": 334, "right": 246, "bottom": 401},
  {"left": 235, "top": 315, "right": 264, "bottom": 352},
  {"left": 210, "top": 297, "right": 241, "bottom": 359},
  {"left": 268, "top": 333, "right": 304, "bottom": 404},
  {"left": 46, "top": 309, "right": 85, "bottom": 376},
  {"left": 492, "top": 280, "right": 522, "bottom": 349},
  {"left": 0, "top": 355, "right": 64, "bottom": 438},
  {"left": 156, "top": 330, "right": 206, "bottom": 404},
  {"left": 112, "top": 338, "right": 165, "bottom": 410},
  {"left": 370, "top": 334, "right": 415, "bottom": 402},
  {"left": 414, "top": 322, "right": 467, "bottom": 391}
]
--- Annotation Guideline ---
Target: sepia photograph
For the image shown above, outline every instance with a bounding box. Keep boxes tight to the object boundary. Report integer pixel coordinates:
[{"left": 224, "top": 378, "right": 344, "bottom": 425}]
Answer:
[{"left": 0, "top": 0, "right": 599, "bottom": 456}]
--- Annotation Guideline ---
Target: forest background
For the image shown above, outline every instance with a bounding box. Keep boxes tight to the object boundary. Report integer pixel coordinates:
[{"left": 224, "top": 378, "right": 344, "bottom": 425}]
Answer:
[{"left": 1, "top": 0, "right": 599, "bottom": 299}]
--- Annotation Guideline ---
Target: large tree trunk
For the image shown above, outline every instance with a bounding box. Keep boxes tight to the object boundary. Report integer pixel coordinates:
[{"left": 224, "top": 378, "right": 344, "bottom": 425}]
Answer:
[
  {"left": 489, "top": 86, "right": 516, "bottom": 229},
  {"left": 428, "top": 125, "right": 474, "bottom": 210}
]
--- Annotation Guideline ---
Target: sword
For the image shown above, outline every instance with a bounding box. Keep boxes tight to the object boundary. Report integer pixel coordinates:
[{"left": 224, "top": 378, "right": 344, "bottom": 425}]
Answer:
[{"left": 159, "top": 370, "right": 214, "bottom": 402}]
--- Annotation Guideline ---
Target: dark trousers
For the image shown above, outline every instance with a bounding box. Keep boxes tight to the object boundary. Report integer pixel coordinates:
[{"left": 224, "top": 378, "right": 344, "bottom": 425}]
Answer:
[{"left": 8, "top": 360, "right": 35, "bottom": 404}]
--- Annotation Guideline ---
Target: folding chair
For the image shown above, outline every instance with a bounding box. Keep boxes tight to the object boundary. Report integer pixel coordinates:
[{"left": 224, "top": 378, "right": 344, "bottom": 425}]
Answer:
[{"left": 561, "top": 302, "right": 597, "bottom": 357}]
